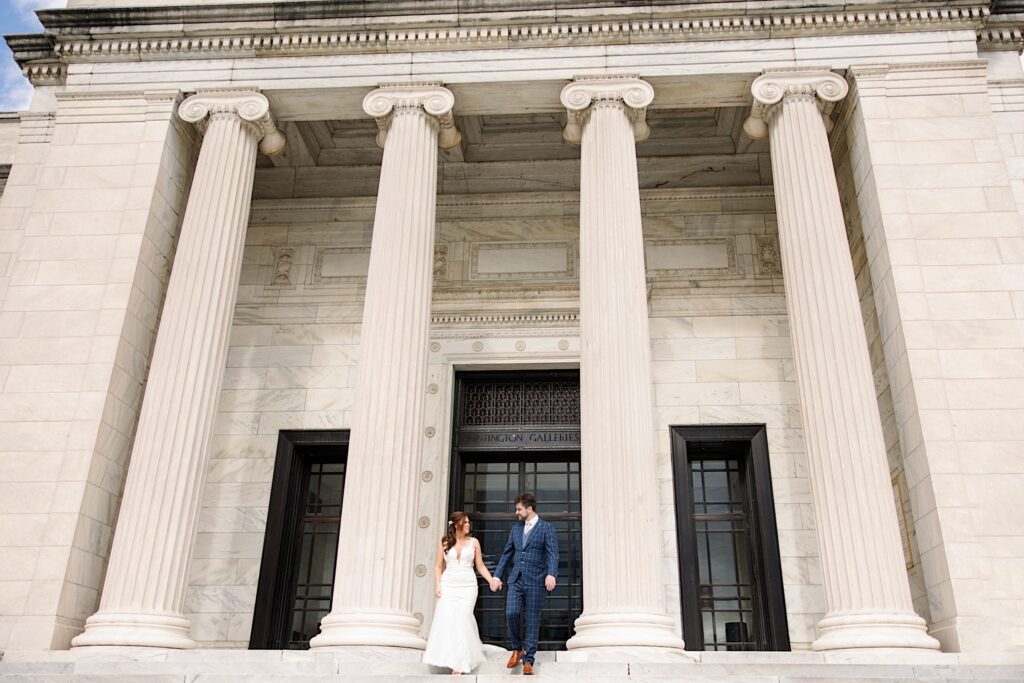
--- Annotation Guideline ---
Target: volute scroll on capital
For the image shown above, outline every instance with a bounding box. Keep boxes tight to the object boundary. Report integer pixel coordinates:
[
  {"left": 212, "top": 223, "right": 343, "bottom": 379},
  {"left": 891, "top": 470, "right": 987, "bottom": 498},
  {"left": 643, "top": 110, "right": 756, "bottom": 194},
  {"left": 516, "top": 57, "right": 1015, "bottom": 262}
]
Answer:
[
  {"left": 742, "top": 70, "right": 849, "bottom": 140},
  {"left": 362, "top": 83, "right": 461, "bottom": 150},
  {"left": 560, "top": 76, "right": 655, "bottom": 144},
  {"left": 178, "top": 89, "right": 286, "bottom": 156}
]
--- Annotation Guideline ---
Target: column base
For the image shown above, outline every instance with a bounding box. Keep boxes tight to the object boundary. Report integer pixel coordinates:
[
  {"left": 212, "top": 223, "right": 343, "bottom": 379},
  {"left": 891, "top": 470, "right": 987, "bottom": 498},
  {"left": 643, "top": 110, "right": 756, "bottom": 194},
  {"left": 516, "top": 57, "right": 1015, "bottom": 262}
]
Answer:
[
  {"left": 71, "top": 611, "right": 195, "bottom": 649},
  {"left": 812, "top": 611, "right": 941, "bottom": 651},
  {"left": 566, "top": 611, "right": 686, "bottom": 651},
  {"left": 309, "top": 611, "right": 426, "bottom": 649}
]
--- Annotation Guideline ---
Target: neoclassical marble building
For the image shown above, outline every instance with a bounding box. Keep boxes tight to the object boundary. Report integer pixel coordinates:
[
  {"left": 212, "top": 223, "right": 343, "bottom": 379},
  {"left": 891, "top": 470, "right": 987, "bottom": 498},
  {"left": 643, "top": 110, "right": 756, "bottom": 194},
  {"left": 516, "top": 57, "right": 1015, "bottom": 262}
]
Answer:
[{"left": 1, "top": 0, "right": 1023, "bottom": 671}]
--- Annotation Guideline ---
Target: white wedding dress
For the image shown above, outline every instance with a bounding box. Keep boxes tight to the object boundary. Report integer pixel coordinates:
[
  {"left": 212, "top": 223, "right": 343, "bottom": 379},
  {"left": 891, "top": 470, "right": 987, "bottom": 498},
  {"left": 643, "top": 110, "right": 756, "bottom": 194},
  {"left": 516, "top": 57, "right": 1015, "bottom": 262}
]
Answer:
[{"left": 422, "top": 544, "right": 487, "bottom": 674}]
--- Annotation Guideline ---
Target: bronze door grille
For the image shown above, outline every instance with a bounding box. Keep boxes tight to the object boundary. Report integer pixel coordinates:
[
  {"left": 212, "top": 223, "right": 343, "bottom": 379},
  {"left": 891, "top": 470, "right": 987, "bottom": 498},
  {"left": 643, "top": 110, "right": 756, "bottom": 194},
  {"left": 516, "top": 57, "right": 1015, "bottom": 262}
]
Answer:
[{"left": 459, "top": 379, "right": 581, "bottom": 426}]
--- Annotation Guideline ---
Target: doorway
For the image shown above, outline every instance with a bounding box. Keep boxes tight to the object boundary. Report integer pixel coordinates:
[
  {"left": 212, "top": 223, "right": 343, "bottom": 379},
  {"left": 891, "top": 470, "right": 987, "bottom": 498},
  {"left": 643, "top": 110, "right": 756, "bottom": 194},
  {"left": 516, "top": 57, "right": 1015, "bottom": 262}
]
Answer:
[{"left": 449, "top": 370, "right": 582, "bottom": 649}]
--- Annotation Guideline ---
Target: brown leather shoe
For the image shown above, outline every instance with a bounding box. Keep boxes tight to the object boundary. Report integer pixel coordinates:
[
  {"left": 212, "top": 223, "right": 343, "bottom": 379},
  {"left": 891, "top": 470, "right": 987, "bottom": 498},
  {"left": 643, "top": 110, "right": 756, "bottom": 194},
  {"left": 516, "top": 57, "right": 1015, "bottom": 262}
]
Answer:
[
  {"left": 522, "top": 663, "right": 534, "bottom": 675},
  {"left": 506, "top": 650, "right": 524, "bottom": 668}
]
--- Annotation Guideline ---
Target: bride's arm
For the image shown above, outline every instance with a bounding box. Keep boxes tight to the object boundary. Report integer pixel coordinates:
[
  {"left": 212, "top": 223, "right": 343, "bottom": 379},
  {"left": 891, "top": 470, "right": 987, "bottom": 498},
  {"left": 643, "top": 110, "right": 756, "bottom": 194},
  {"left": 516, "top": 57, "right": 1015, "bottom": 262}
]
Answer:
[
  {"left": 472, "top": 538, "right": 498, "bottom": 585},
  {"left": 434, "top": 541, "right": 445, "bottom": 597}
]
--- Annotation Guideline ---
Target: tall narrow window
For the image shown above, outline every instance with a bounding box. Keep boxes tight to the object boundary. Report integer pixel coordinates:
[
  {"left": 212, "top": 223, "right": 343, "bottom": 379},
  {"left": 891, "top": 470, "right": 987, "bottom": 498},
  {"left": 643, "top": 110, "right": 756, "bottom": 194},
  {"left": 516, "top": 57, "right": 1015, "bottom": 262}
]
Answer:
[
  {"left": 251, "top": 430, "right": 348, "bottom": 649},
  {"left": 671, "top": 425, "right": 789, "bottom": 651}
]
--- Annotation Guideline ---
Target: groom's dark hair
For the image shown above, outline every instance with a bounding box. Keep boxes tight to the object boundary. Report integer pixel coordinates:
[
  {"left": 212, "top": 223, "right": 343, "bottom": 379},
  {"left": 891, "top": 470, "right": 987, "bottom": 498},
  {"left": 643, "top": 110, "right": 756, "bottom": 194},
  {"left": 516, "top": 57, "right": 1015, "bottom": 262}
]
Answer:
[{"left": 515, "top": 492, "right": 537, "bottom": 511}]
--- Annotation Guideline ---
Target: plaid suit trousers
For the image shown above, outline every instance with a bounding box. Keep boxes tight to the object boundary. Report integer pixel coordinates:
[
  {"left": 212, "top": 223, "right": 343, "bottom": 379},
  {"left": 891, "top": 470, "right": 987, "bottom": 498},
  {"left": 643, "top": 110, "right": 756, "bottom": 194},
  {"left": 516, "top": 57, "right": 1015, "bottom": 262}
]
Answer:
[{"left": 506, "top": 579, "right": 546, "bottom": 664}]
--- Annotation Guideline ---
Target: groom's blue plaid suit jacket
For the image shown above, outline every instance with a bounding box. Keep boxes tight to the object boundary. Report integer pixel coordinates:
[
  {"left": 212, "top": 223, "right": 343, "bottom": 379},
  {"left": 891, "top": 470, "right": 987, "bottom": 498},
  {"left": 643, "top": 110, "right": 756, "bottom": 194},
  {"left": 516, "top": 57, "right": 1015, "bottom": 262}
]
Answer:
[{"left": 494, "top": 519, "right": 559, "bottom": 587}]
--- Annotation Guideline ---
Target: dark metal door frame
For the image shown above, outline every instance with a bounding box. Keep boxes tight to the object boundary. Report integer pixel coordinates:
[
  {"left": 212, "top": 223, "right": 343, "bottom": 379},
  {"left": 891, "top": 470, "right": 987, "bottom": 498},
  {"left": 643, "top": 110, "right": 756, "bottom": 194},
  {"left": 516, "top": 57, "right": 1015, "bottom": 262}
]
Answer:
[
  {"left": 250, "top": 429, "right": 349, "bottom": 649},
  {"left": 670, "top": 424, "right": 790, "bottom": 651}
]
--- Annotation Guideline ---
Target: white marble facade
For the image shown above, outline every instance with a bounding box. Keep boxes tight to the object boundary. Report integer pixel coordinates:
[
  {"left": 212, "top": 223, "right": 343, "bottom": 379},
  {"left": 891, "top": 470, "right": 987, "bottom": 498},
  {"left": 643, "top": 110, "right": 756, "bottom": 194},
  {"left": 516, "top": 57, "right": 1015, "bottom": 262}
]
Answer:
[{"left": 0, "top": 0, "right": 1022, "bottom": 664}]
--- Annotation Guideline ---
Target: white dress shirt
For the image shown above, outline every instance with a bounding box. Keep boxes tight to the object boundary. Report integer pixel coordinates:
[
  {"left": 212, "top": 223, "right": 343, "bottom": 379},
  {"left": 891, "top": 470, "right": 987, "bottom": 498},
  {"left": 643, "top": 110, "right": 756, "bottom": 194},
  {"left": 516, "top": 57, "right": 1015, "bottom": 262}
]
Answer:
[{"left": 524, "top": 516, "right": 539, "bottom": 537}]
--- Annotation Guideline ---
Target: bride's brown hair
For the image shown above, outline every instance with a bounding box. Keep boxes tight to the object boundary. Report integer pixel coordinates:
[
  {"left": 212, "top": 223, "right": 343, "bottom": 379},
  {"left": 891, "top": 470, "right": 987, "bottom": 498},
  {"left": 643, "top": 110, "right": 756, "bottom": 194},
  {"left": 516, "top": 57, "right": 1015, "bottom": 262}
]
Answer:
[{"left": 442, "top": 511, "right": 470, "bottom": 551}]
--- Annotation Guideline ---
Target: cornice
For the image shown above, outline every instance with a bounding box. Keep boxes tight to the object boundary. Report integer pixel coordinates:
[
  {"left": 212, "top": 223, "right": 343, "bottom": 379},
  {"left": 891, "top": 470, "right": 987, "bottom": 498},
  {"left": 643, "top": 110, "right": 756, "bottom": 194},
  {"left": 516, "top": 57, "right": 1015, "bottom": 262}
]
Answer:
[
  {"left": 977, "top": 12, "right": 1024, "bottom": 49},
  {"left": 5, "top": 3, "right": 994, "bottom": 81}
]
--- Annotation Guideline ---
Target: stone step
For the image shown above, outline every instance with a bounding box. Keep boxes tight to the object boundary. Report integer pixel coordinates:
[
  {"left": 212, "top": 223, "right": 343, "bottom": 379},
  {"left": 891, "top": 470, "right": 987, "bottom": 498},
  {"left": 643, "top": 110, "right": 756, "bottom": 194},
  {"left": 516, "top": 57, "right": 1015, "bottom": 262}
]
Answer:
[
  {"left": 2, "top": 662, "right": 1024, "bottom": 682},
  {"left": 3, "top": 648, "right": 1022, "bottom": 682},
  {"left": 2, "top": 676, "right": 1024, "bottom": 683}
]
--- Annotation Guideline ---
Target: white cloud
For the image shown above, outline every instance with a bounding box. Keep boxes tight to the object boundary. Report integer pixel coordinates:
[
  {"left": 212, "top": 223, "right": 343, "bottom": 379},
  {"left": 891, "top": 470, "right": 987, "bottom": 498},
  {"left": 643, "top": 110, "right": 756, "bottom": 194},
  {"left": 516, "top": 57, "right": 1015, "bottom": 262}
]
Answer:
[
  {"left": 0, "top": 54, "right": 33, "bottom": 112},
  {"left": 11, "top": 0, "right": 67, "bottom": 28}
]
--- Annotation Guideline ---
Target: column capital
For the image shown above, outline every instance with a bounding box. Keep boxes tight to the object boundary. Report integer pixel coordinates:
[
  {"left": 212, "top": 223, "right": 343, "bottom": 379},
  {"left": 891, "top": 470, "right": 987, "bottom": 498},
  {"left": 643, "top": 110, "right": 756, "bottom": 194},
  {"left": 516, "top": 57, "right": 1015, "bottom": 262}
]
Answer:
[
  {"left": 742, "top": 69, "right": 849, "bottom": 139},
  {"left": 560, "top": 76, "right": 654, "bottom": 144},
  {"left": 363, "top": 82, "right": 461, "bottom": 150},
  {"left": 179, "top": 89, "right": 286, "bottom": 156}
]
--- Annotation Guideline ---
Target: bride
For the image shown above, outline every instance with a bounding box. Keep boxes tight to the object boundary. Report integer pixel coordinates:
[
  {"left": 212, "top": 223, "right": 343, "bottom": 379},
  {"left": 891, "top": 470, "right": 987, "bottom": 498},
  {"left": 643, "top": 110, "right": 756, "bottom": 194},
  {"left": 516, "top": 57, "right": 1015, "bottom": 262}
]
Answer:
[{"left": 422, "top": 511, "right": 501, "bottom": 675}]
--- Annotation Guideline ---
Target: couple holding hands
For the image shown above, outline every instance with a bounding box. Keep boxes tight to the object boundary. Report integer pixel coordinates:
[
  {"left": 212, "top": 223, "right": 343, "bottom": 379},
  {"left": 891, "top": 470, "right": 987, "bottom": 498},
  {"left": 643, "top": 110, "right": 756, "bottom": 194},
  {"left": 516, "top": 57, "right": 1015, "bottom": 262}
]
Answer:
[{"left": 422, "top": 492, "right": 559, "bottom": 676}]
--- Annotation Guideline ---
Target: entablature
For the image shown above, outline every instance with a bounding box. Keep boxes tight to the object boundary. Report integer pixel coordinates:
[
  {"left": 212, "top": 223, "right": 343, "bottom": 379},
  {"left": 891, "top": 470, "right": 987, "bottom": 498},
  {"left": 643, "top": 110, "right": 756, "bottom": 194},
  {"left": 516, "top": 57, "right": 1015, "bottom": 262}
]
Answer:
[{"left": 5, "top": 1, "right": 1010, "bottom": 88}]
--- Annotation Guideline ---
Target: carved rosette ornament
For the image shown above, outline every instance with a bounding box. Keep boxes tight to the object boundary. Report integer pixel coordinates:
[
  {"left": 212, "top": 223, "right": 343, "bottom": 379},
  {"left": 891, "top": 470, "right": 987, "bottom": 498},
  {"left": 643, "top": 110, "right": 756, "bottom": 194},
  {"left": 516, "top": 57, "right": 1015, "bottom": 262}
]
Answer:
[
  {"left": 363, "top": 82, "right": 461, "bottom": 149},
  {"left": 742, "top": 69, "right": 848, "bottom": 139},
  {"left": 561, "top": 76, "right": 655, "bottom": 144}
]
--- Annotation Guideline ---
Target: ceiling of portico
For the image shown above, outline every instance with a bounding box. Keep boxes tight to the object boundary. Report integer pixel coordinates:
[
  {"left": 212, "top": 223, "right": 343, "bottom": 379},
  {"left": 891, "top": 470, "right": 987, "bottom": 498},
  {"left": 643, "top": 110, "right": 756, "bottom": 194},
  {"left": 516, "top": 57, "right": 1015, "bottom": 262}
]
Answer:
[{"left": 253, "top": 104, "right": 769, "bottom": 199}]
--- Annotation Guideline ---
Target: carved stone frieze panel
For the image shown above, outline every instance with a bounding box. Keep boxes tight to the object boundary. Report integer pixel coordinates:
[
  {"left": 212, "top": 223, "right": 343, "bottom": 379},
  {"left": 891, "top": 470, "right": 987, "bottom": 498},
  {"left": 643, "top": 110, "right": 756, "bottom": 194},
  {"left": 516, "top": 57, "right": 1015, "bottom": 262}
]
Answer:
[
  {"left": 434, "top": 245, "right": 449, "bottom": 281},
  {"left": 755, "top": 235, "right": 783, "bottom": 277},
  {"left": 272, "top": 247, "right": 295, "bottom": 286}
]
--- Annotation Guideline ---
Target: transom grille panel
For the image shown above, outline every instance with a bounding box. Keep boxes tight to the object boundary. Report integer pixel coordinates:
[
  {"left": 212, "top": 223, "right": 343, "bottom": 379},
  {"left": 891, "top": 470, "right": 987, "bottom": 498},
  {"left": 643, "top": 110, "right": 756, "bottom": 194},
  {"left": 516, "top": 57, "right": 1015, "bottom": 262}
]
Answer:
[{"left": 459, "top": 380, "right": 580, "bottom": 426}]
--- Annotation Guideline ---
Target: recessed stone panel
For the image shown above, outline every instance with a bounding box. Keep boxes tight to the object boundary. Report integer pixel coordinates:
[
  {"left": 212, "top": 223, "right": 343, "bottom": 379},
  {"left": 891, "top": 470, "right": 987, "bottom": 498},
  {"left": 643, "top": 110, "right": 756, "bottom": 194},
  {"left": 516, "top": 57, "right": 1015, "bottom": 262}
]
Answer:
[
  {"left": 469, "top": 240, "right": 576, "bottom": 280},
  {"left": 645, "top": 237, "right": 737, "bottom": 278},
  {"left": 312, "top": 246, "right": 370, "bottom": 284}
]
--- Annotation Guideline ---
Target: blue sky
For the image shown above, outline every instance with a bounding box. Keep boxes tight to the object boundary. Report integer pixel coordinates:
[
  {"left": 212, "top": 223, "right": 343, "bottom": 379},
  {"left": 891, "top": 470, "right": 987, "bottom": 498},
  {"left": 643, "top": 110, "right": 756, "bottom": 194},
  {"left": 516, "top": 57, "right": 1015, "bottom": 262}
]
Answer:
[{"left": 1, "top": 0, "right": 65, "bottom": 111}]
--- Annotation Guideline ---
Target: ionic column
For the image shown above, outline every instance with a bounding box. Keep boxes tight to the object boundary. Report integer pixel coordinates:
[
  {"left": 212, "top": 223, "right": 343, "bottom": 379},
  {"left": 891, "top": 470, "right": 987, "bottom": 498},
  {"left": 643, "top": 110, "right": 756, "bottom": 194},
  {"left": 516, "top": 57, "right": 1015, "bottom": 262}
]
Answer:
[
  {"left": 73, "top": 90, "right": 284, "bottom": 648},
  {"left": 561, "top": 77, "right": 685, "bottom": 652},
  {"left": 743, "top": 70, "right": 939, "bottom": 652},
  {"left": 310, "top": 84, "right": 459, "bottom": 649}
]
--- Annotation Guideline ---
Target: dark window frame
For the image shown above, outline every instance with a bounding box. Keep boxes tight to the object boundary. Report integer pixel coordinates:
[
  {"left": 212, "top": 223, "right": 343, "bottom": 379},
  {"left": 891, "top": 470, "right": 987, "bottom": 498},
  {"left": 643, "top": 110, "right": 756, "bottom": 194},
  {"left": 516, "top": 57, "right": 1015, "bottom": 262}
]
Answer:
[
  {"left": 250, "top": 429, "right": 349, "bottom": 649},
  {"left": 670, "top": 424, "right": 790, "bottom": 651}
]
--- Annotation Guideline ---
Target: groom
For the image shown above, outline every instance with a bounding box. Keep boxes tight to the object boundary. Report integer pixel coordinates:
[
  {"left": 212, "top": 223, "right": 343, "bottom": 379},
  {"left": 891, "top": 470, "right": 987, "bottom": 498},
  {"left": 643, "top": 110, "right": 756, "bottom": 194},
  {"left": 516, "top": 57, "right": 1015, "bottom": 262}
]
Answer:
[{"left": 493, "top": 492, "right": 559, "bottom": 676}]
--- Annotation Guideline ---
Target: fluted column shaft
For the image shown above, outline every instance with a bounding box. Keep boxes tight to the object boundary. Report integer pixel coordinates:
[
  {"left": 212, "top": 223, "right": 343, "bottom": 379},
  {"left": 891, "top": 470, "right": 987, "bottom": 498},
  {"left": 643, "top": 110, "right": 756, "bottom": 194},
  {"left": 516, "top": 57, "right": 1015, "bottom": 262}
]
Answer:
[
  {"left": 73, "top": 90, "right": 284, "bottom": 649},
  {"left": 744, "top": 70, "right": 939, "bottom": 652},
  {"left": 561, "top": 78, "right": 685, "bottom": 652},
  {"left": 311, "top": 84, "right": 459, "bottom": 649}
]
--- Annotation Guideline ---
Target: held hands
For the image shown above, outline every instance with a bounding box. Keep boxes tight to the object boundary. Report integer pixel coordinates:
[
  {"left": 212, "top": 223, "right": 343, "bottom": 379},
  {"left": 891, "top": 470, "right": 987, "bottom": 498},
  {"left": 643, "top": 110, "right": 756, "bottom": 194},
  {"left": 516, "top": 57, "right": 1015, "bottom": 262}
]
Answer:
[
  {"left": 545, "top": 575, "right": 556, "bottom": 591},
  {"left": 488, "top": 577, "right": 503, "bottom": 592}
]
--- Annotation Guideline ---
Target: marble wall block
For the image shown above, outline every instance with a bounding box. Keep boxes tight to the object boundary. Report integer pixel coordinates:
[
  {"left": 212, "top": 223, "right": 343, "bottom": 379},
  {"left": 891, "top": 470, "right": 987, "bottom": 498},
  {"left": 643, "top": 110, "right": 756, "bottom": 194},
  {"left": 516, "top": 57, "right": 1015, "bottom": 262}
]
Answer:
[
  {"left": 0, "top": 93, "right": 196, "bottom": 651},
  {"left": 843, "top": 60, "right": 1024, "bottom": 653}
]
